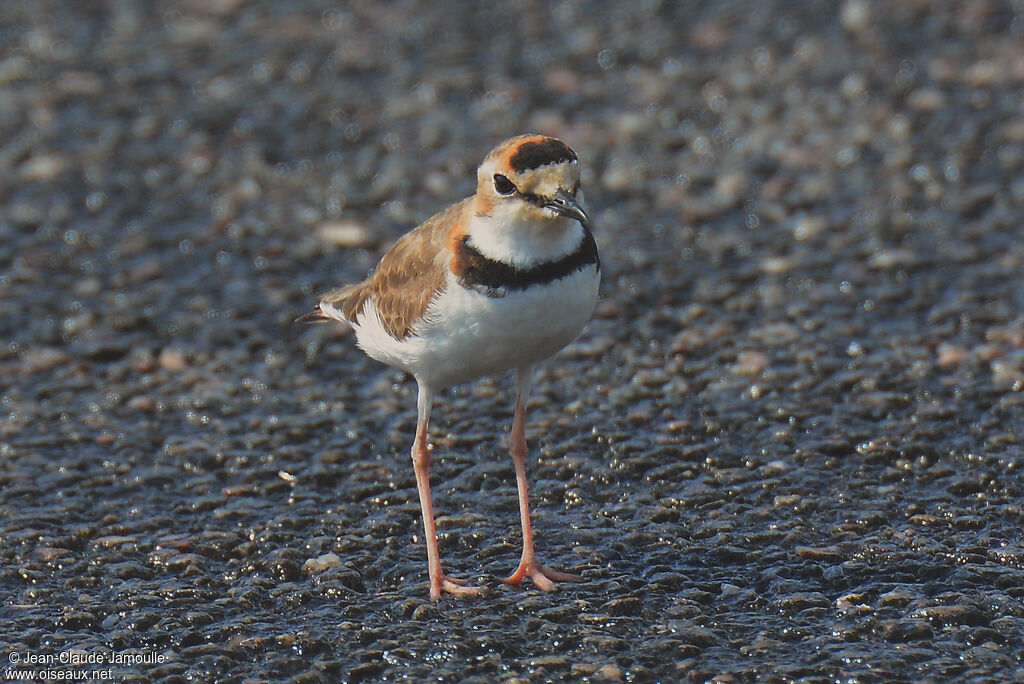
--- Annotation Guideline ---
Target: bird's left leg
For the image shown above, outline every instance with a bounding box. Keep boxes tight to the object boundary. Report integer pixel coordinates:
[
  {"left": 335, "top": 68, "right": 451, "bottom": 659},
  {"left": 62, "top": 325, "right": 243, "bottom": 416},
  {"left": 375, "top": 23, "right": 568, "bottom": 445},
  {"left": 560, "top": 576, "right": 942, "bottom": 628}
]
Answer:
[{"left": 502, "top": 365, "right": 581, "bottom": 590}]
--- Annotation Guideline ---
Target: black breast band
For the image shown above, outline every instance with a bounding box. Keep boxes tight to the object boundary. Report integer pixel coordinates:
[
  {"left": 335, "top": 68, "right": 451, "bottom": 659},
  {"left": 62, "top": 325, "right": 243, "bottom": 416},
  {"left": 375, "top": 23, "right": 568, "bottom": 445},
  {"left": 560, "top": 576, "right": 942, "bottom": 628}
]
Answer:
[{"left": 455, "top": 232, "right": 599, "bottom": 298}]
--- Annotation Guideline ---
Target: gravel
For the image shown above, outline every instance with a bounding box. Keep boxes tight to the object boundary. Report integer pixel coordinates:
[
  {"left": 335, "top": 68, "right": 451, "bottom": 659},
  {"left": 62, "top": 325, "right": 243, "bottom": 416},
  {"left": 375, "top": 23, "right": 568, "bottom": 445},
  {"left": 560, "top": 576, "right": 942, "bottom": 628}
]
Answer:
[{"left": 2, "top": 0, "right": 1024, "bottom": 681}]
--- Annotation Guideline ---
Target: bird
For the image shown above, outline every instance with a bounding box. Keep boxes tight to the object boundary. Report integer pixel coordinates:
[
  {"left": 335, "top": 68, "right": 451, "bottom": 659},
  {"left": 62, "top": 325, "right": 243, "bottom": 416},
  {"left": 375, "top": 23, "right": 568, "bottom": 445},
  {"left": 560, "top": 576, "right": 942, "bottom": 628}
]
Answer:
[{"left": 300, "top": 135, "right": 600, "bottom": 599}]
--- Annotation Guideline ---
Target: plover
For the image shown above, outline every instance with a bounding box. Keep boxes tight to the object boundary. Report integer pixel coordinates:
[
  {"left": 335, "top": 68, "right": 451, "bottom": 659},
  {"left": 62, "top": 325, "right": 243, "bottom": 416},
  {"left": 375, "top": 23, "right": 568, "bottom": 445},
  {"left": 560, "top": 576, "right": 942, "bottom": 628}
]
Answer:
[{"left": 302, "top": 135, "right": 599, "bottom": 598}]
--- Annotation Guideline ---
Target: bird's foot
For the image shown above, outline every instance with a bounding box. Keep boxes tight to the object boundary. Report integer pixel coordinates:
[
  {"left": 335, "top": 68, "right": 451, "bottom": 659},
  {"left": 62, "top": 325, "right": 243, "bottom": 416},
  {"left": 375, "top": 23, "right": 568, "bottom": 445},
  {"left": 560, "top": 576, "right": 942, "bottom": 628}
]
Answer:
[
  {"left": 503, "top": 560, "right": 581, "bottom": 591},
  {"left": 430, "top": 573, "right": 488, "bottom": 599}
]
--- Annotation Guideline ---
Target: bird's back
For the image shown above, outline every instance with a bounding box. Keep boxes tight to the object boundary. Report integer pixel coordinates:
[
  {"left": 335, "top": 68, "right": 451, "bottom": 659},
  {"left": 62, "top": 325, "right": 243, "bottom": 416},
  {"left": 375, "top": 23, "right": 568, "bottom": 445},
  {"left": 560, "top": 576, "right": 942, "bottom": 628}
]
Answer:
[{"left": 304, "top": 198, "right": 469, "bottom": 338}]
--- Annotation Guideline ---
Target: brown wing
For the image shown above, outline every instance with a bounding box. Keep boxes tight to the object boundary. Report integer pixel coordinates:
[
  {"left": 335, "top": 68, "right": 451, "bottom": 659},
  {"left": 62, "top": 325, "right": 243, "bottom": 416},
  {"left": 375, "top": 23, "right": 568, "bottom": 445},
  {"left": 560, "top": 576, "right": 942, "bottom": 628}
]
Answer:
[{"left": 310, "top": 198, "right": 468, "bottom": 340}]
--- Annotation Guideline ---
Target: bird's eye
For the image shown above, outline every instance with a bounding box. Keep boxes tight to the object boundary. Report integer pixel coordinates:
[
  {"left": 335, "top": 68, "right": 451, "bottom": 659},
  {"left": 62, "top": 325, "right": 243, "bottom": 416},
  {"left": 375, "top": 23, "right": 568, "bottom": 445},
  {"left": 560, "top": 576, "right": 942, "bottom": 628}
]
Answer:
[{"left": 493, "top": 174, "right": 516, "bottom": 196}]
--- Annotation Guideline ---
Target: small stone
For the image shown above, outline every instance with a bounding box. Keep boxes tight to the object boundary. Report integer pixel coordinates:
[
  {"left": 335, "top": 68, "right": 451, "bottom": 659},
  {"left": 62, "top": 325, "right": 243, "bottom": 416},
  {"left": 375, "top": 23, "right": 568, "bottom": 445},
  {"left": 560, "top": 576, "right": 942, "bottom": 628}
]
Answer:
[
  {"left": 965, "top": 60, "right": 997, "bottom": 87},
  {"left": 56, "top": 70, "right": 103, "bottom": 95},
  {"left": 130, "top": 258, "right": 163, "bottom": 283},
  {"left": 869, "top": 248, "right": 915, "bottom": 269},
  {"left": 836, "top": 593, "right": 866, "bottom": 609},
  {"left": 158, "top": 348, "right": 188, "bottom": 371},
  {"left": 93, "top": 536, "right": 136, "bottom": 548},
  {"left": 795, "top": 545, "right": 843, "bottom": 561},
  {"left": 759, "top": 256, "right": 796, "bottom": 274},
  {"left": 222, "top": 484, "right": 259, "bottom": 496},
  {"left": 19, "top": 348, "right": 69, "bottom": 373},
  {"left": 650, "top": 506, "right": 680, "bottom": 523},
  {"left": 774, "top": 592, "right": 830, "bottom": 612},
  {"left": 570, "top": 663, "right": 599, "bottom": 677},
  {"left": 911, "top": 604, "right": 986, "bottom": 626},
  {"left": 732, "top": 351, "right": 769, "bottom": 376},
  {"left": 991, "top": 359, "right": 1024, "bottom": 388},
  {"left": 840, "top": 0, "right": 871, "bottom": 32},
  {"left": 531, "top": 655, "right": 569, "bottom": 669},
  {"left": 303, "top": 552, "right": 343, "bottom": 574},
  {"left": 596, "top": 664, "right": 623, "bottom": 681},
  {"left": 937, "top": 342, "right": 969, "bottom": 366},
  {"left": 907, "top": 87, "right": 946, "bottom": 111},
  {"left": 881, "top": 618, "right": 932, "bottom": 642},
  {"left": 713, "top": 171, "right": 745, "bottom": 206},
  {"left": 676, "top": 625, "right": 718, "bottom": 647},
  {"left": 792, "top": 215, "right": 827, "bottom": 241},
  {"left": 604, "top": 597, "right": 642, "bottom": 616},
  {"left": 601, "top": 162, "right": 636, "bottom": 192},
  {"left": 879, "top": 588, "right": 915, "bottom": 607},
  {"left": 348, "top": 662, "right": 383, "bottom": 683},
  {"left": 592, "top": 299, "right": 622, "bottom": 319},
  {"left": 34, "top": 547, "right": 71, "bottom": 562},
  {"left": 74, "top": 277, "right": 102, "bottom": 297},
  {"left": 20, "top": 153, "right": 71, "bottom": 181},
  {"left": 165, "top": 553, "right": 205, "bottom": 571},
  {"left": 840, "top": 73, "right": 867, "bottom": 100},
  {"left": 316, "top": 221, "right": 376, "bottom": 248},
  {"left": 126, "top": 395, "right": 154, "bottom": 411}
]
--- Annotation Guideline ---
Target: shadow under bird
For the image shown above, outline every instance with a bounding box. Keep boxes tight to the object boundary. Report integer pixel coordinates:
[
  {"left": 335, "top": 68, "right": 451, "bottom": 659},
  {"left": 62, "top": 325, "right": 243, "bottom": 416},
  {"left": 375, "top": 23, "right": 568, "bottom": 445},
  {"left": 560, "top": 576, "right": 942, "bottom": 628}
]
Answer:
[{"left": 300, "top": 135, "right": 599, "bottom": 599}]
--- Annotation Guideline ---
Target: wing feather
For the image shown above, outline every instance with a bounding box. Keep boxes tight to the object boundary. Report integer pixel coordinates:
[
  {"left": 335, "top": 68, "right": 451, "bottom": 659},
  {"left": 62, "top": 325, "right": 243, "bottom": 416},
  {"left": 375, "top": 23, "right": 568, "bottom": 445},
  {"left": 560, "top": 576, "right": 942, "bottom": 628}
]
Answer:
[{"left": 299, "top": 199, "right": 468, "bottom": 340}]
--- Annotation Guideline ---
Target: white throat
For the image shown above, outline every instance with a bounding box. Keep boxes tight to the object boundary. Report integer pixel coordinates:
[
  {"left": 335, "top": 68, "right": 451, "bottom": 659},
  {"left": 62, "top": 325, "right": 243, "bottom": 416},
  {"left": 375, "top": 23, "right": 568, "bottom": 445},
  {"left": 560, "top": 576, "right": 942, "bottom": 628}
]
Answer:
[{"left": 465, "top": 207, "right": 586, "bottom": 267}]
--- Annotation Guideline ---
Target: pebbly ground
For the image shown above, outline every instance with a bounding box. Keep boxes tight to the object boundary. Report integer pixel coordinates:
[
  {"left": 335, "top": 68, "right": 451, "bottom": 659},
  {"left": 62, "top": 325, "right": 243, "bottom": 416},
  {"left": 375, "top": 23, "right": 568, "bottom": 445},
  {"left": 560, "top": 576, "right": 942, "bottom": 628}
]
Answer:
[{"left": 2, "top": 0, "right": 1024, "bottom": 681}]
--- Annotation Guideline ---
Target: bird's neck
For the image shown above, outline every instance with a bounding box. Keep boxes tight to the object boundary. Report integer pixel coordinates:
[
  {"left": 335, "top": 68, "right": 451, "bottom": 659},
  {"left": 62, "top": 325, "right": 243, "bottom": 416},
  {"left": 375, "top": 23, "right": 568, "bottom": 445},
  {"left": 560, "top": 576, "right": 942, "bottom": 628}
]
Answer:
[{"left": 463, "top": 209, "right": 584, "bottom": 269}]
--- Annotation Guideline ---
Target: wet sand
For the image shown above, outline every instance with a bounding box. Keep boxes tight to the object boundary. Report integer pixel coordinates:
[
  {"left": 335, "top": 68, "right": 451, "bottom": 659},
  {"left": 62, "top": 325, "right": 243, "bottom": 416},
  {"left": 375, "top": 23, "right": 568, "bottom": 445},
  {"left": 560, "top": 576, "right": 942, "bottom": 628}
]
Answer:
[{"left": 2, "top": 1, "right": 1024, "bottom": 681}]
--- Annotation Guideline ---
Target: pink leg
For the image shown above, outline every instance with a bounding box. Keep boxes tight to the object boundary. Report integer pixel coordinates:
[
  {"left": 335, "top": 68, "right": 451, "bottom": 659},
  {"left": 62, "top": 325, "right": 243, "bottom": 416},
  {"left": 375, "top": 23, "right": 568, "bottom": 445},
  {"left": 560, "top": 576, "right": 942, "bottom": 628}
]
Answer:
[
  {"left": 503, "top": 367, "right": 581, "bottom": 591},
  {"left": 411, "top": 385, "right": 485, "bottom": 599}
]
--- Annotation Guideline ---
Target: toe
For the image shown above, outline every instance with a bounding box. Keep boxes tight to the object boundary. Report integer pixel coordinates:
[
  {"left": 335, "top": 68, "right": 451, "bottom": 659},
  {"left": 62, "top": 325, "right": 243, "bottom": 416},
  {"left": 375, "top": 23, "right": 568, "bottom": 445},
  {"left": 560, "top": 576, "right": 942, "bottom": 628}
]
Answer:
[
  {"left": 503, "top": 561, "right": 581, "bottom": 590},
  {"left": 430, "top": 574, "right": 488, "bottom": 599},
  {"left": 441, "top": 578, "right": 487, "bottom": 595},
  {"left": 537, "top": 565, "right": 581, "bottom": 583}
]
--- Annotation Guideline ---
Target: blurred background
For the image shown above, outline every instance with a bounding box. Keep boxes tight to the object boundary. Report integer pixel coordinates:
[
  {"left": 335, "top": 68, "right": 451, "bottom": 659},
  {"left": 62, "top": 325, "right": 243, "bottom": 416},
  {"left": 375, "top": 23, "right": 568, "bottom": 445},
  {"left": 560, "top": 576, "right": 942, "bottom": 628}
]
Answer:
[{"left": 2, "top": 1, "right": 1023, "bottom": 681}]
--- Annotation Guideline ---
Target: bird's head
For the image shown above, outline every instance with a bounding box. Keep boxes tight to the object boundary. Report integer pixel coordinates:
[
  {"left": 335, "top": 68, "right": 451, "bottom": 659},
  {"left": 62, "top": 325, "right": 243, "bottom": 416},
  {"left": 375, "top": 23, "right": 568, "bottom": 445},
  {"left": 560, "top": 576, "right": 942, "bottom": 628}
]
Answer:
[{"left": 474, "top": 135, "right": 590, "bottom": 231}]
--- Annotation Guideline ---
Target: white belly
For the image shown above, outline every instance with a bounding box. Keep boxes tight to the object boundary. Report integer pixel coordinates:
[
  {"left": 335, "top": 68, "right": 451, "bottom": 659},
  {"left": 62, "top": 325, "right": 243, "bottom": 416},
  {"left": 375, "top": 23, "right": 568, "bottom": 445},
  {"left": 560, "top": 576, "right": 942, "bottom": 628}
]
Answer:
[{"left": 352, "top": 266, "right": 600, "bottom": 391}]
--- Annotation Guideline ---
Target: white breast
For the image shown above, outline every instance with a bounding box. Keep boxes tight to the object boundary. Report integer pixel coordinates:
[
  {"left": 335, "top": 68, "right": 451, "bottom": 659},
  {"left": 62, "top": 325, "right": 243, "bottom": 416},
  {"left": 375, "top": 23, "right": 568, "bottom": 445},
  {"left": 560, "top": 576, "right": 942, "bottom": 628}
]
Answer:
[
  {"left": 466, "top": 208, "right": 586, "bottom": 266},
  {"left": 351, "top": 265, "right": 600, "bottom": 391}
]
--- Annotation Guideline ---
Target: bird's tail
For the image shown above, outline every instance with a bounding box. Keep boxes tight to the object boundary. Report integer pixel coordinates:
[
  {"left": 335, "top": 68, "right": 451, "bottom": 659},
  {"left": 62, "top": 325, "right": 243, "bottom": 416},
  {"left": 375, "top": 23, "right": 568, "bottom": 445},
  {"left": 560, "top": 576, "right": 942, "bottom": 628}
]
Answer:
[
  {"left": 294, "top": 308, "right": 329, "bottom": 325},
  {"left": 295, "top": 285, "right": 359, "bottom": 327}
]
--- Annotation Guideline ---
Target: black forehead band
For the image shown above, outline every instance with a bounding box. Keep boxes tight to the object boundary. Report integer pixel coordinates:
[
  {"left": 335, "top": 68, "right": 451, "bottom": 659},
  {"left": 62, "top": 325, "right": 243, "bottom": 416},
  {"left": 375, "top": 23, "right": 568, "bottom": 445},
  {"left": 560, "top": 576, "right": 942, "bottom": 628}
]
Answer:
[{"left": 508, "top": 139, "right": 577, "bottom": 172}]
